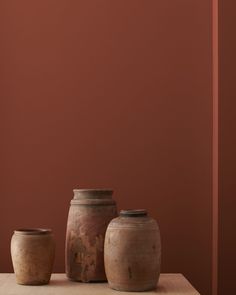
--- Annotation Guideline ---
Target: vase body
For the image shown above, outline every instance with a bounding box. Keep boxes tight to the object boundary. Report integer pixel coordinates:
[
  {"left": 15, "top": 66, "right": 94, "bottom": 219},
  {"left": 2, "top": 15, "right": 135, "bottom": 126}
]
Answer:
[
  {"left": 11, "top": 229, "right": 55, "bottom": 285},
  {"left": 104, "top": 209, "right": 161, "bottom": 291},
  {"left": 65, "top": 189, "right": 117, "bottom": 282}
]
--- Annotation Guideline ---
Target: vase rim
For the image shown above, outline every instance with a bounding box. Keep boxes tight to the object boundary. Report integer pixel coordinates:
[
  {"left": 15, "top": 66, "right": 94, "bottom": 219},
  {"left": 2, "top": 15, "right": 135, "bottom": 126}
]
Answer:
[
  {"left": 73, "top": 188, "right": 113, "bottom": 193},
  {"left": 73, "top": 189, "right": 114, "bottom": 201},
  {"left": 120, "top": 209, "right": 147, "bottom": 217},
  {"left": 14, "top": 228, "right": 52, "bottom": 235}
]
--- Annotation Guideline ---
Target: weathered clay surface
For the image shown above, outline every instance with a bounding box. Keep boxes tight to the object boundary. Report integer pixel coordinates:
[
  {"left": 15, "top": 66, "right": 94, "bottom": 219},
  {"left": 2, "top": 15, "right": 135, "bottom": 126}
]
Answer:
[
  {"left": 104, "top": 209, "right": 161, "bottom": 291},
  {"left": 66, "top": 189, "right": 117, "bottom": 282},
  {"left": 11, "top": 229, "right": 55, "bottom": 285}
]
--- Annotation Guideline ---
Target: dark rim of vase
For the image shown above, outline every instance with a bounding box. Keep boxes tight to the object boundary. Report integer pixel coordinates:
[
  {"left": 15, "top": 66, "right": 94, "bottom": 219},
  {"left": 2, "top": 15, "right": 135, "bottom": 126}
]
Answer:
[
  {"left": 119, "top": 209, "right": 147, "bottom": 217},
  {"left": 14, "top": 228, "right": 52, "bottom": 235},
  {"left": 73, "top": 189, "right": 114, "bottom": 199},
  {"left": 73, "top": 188, "right": 113, "bottom": 192}
]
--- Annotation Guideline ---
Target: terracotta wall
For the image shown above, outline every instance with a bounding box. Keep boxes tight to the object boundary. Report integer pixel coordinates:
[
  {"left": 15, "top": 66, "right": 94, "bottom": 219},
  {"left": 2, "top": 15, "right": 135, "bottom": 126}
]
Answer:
[
  {"left": 0, "top": 1, "right": 212, "bottom": 294},
  {"left": 218, "top": 0, "right": 236, "bottom": 294}
]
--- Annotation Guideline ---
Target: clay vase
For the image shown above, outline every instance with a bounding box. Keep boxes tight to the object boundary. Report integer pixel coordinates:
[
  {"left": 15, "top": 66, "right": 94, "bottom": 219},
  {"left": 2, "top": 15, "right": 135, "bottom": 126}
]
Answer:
[
  {"left": 65, "top": 189, "right": 117, "bottom": 282},
  {"left": 11, "top": 228, "right": 55, "bottom": 285},
  {"left": 104, "top": 209, "right": 161, "bottom": 292}
]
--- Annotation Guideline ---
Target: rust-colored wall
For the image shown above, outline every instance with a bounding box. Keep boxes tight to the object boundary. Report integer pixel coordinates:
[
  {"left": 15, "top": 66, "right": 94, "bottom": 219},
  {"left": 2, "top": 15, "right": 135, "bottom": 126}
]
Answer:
[
  {"left": 219, "top": 0, "right": 236, "bottom": 294},
  {"left": 0, "top": 1, "right": 212, "bottom": 294}
]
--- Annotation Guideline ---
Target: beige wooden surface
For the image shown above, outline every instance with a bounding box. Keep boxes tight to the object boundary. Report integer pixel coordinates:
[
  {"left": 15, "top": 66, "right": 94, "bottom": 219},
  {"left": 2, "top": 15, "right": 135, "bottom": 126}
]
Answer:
[{"left": 0, "top": 273, "right": 200, "bottom": 295}]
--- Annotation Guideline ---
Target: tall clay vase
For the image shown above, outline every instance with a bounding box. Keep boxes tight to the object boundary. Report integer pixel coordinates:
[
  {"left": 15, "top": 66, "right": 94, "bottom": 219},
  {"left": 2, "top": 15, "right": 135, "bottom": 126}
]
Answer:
[
  {"left": 65, "top": 189, "right": 117, "bottom": 282},
  {"left": 11, "top": 229, "right": 55, "bottom": 285},
  {"left": 104, "top": 209, "right": 161, "bottom": 292}
]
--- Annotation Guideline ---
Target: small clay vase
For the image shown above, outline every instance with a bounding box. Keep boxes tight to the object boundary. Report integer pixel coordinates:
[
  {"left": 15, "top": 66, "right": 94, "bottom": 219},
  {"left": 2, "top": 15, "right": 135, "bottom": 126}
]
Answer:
[
  {"left": 104, "top": 209, "right": 161, "bottom": 292},
  {"left": 65, "top": 189, "right": 117, "bottom": 282},
  {"left": 11, "top": 228, "right": 55, "bottom": 285}
]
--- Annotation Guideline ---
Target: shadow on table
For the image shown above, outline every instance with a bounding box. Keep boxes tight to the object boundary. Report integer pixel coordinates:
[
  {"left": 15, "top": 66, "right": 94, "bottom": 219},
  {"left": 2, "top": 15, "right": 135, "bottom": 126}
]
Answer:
[
  {"left": 48, "top": 279, "right": 108, "bottom": 287},
  {"left": 155, "top": 285, "right": 167, "bottom": 292},
  {"left": 48, "top": 280, "right": 190, "bottom": 294},
  {"left": 48, "top": 279, "right": 73, "bottom": 287}
]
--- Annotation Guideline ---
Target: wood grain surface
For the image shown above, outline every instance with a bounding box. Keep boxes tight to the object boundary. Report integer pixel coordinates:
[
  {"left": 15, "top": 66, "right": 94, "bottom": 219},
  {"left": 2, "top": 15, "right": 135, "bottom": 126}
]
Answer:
[{"left": 0, "top": 273, "right": 200, "bottom": 294}]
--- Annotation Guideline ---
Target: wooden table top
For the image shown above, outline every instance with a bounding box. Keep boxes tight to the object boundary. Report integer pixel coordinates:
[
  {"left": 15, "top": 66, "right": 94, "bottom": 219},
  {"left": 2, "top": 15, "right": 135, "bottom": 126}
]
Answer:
[{"left": 0, "top": 273, "right": 200, "bottom": 295}]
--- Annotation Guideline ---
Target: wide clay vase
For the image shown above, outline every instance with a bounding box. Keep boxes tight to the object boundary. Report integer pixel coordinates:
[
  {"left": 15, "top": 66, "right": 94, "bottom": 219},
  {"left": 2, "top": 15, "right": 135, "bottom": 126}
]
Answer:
[
  {"left": 11, "top": 228, "right": 55, "bottom": 285},
  {"left": 65, "top": 189, "right": 117, "bottom": 282},
  {"left": 104, "top": 209, "right": 161, "bottom": 292}
]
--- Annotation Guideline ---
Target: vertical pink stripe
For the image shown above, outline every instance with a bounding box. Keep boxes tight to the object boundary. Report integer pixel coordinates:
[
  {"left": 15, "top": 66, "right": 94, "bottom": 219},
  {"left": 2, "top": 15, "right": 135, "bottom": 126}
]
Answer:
[{"left": 212, "top": 0, "right": 219, "bottom": 294}]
